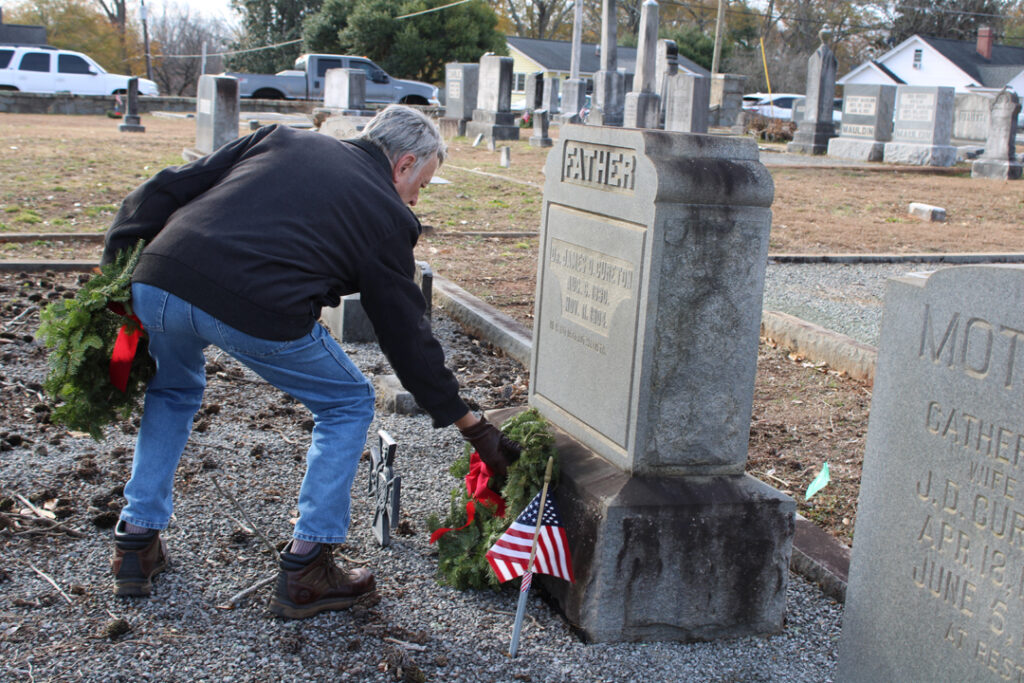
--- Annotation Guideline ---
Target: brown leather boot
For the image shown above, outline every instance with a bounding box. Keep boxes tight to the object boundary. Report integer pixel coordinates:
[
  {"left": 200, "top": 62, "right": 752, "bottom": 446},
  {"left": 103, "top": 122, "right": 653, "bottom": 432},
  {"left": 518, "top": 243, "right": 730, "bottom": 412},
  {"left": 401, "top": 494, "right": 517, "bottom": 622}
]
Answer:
[
  {"left": 268, "top": 542, "right": 376, "bottom": 619},
  {"left": 112, "top": 520, "right": 168, "bottom": 597}
]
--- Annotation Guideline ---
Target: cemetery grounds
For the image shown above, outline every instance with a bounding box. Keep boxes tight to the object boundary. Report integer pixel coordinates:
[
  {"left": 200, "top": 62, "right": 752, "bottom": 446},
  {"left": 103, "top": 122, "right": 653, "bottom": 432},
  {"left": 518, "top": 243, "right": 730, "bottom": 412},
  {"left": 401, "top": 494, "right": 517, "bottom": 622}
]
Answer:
[{"left": 3, "top": 113, "right": 1024, "bottom": 545}]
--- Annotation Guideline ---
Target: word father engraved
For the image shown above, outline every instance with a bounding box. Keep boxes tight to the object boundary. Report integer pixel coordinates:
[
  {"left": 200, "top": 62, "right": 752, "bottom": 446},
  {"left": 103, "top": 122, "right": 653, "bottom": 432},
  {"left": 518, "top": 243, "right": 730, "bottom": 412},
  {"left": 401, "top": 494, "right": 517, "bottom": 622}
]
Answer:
[{"left": 562, "top": 142, "right": 637, "bottom": 192}]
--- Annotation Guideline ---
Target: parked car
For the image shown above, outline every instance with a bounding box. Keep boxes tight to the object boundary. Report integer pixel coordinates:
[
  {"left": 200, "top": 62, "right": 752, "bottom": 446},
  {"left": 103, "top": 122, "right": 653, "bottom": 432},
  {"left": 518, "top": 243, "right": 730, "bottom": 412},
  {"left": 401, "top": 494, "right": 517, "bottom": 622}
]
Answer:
[
  {"left": 226, "top": 53, "right": 439, "bottom": 105},
  {"left": 742, "top": 92, "right": 803, "bottom": 121},
  {"left": 0, "top": 45, "right": 158, "bottom": 96}
]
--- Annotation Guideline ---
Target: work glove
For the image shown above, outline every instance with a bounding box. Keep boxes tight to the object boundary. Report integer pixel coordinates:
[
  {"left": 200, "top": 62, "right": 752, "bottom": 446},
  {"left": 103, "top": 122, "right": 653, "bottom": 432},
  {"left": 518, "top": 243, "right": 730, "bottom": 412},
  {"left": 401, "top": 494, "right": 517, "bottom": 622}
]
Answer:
[{"left": 459, "top": 417, "right": 521, "bottom": 479}]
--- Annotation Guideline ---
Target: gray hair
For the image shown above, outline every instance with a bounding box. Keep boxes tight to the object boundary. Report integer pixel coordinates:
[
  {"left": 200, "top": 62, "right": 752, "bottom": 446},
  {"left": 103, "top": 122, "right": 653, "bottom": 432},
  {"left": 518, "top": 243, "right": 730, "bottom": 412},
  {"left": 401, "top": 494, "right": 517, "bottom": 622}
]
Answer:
[{"left": 358, "top": 105, "right": 446, "bottom": 171}]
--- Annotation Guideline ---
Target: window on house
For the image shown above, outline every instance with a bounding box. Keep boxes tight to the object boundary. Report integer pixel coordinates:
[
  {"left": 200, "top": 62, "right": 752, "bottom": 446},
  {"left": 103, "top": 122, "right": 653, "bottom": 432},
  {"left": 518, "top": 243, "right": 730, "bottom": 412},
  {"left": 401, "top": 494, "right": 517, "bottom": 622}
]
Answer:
[
  {"left": 512, "top": 72, "right": 526, "bottom": 93},
  {"left": 913, "top": 49, "right": 922, "bottom": 69}
]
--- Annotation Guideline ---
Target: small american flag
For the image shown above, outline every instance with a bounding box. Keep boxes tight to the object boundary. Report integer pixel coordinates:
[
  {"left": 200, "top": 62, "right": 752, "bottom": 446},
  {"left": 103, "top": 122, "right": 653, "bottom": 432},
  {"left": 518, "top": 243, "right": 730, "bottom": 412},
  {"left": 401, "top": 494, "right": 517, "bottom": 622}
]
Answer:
[{"left": 486, "top": 491, "right": 574, "bottom": 583}]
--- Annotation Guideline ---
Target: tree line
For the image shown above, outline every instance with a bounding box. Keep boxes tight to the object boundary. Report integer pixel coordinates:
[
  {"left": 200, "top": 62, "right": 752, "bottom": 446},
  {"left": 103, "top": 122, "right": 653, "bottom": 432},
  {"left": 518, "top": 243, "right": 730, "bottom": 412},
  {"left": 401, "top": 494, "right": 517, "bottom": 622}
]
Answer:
[{"left": 6, "top": 0, "right": 1024, "bottom": 95}]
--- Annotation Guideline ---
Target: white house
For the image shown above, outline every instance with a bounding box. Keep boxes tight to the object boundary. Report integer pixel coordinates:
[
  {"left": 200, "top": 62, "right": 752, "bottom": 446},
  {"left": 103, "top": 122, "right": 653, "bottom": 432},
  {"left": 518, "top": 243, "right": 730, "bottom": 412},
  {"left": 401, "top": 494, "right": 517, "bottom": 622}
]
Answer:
[{"left": 838, "top": 28, "right": 1024, "bottom": 96}]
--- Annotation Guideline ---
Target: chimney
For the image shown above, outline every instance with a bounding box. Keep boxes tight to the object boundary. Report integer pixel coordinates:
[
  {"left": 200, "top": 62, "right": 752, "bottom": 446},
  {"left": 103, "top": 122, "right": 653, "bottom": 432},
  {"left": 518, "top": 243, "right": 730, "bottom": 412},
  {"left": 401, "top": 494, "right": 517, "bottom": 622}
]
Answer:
[{"left": 978, "top": 26, "right": 994, "bottom": 60}]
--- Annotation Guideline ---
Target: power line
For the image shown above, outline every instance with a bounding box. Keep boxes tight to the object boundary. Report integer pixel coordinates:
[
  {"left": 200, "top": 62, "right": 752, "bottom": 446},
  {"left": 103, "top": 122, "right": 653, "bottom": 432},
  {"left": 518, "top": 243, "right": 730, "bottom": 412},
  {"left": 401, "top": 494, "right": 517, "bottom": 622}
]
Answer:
[
  {"left": 395, "top": 0, "right": 474, "bottom": 20},
  {"left": 153, "top": 38, "right": 302, "bottom": 60}
]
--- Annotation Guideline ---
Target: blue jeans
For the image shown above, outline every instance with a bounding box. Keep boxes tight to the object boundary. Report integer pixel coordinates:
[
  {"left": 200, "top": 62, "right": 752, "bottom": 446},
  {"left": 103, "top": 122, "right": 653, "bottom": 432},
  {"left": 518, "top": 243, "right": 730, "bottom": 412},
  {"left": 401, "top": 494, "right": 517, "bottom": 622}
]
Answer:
[{"left": 121, "top": 283, "right": 375, "bottom": 543}]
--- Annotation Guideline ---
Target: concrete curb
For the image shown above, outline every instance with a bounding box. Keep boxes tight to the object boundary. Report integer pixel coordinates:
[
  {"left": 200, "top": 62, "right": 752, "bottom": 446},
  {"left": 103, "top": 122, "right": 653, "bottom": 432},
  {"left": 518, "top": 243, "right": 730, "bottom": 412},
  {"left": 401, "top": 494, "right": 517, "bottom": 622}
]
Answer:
[
  {"left": 771, "top": 252, "right": 1024, "bottom": 264},
  {"left": 760, "top": 310, "right": 877, "bottom": 383}
]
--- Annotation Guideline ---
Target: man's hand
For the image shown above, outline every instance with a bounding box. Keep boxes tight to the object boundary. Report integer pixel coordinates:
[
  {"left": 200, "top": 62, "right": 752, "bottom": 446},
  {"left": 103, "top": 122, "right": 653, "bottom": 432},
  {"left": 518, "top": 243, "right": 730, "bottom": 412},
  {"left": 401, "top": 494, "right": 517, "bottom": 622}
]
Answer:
[{"left": 458, "top": 416, "right": 521, "bottom": 478}]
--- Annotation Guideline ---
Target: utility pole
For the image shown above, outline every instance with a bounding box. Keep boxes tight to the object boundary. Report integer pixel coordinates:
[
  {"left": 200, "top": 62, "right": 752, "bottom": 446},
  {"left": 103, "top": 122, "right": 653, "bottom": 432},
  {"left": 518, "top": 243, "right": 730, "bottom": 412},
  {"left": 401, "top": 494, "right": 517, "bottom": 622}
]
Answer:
[
  {"left": 141, "top": 0, "right": 152, "bottom": 80},
  {"left": 711, "top": 0, "right": 726, "bottom": 74}
]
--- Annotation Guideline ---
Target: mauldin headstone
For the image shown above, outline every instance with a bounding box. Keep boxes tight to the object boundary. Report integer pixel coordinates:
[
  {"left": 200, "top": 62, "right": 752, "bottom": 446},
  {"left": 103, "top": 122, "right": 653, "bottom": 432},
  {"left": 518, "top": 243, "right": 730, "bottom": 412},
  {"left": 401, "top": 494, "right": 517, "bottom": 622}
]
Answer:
[
  {"left": 184, "top": 74, "right": 239, "bottom": 161},
  {"left": 787, "top": 31, "right": 838, "bottom": 155},
  {"left": 971, "top": 90, "right": 1022, "bottom": 180},
  {"left": 529, "top": 124, "right": 793, "bottom": 642},
  {"left": 465, "top": 55, "right": 519, "bottom": 142},
  {"left": 883, "top": 86, "right": 957, "bottom": 166},
  {"left": 839, "top": 265, "right": 1024, "bottom": 682},
  {"left": 441, "top": 63, "right": 479, "bottom": 137},
  {"left": 827, "top": 84, "right": 896, "bottom": 162}
]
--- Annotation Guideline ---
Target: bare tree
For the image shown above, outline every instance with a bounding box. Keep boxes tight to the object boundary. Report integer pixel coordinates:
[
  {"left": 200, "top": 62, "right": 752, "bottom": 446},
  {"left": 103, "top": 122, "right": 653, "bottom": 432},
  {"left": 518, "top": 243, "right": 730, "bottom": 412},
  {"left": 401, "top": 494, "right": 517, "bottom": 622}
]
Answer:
[
  {"left": 503, "top": 0, "right": 576, "bottom": 39},
  {"left": 149, "top": 2, "right": 232, "bottom": 96},
  {"left": 94, "top": 0, "right": 129, "bottom": 70}
]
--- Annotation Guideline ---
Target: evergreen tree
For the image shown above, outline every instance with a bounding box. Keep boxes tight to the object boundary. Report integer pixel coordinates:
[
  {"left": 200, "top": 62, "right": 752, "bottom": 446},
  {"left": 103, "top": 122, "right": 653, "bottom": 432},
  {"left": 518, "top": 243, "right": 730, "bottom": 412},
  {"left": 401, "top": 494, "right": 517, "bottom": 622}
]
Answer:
[{"left": 227, "top": 0, "right": 323, "bottom": 73}]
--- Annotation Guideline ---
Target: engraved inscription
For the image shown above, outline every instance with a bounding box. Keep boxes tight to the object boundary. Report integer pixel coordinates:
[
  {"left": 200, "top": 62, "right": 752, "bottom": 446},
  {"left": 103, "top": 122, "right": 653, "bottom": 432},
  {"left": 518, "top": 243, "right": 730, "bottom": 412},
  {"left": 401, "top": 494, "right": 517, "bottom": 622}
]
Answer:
[
  {"left": 845, "top": 95, "right": 877, "bottom": 116},
  {"left": 448, "top": 80, "right": 462, "bottom": 99},
  {"left": 957, "top": 110, "right": 987, "bottom": 123},
  {"left": 898, "top": 92, "right": 937, "bottom": 122},
  {"left": 894, "top": 127, "right": 934, "bottom": 141},
  {"left": 547, "top": 238, "right": 635, "bottom": 337},
  {"left": 841, "top": 123, "right": 876, "bottom": 138},
  {"left": 562, "top": 142, "right": 637, "bottom": 192},
  {"left": 918, "top": 305, "right": 1024, "bottom": 389}
]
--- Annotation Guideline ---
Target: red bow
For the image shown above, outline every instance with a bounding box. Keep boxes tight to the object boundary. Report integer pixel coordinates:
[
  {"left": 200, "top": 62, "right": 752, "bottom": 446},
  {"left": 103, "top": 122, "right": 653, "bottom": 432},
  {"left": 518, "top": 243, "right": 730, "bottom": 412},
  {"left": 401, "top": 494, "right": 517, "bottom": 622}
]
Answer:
[
  {"left": 429, "top": 451, "right": 506, "bottom": 544},
  {"left": 108, "top": 302, "right": 143, "bottom": 392}
]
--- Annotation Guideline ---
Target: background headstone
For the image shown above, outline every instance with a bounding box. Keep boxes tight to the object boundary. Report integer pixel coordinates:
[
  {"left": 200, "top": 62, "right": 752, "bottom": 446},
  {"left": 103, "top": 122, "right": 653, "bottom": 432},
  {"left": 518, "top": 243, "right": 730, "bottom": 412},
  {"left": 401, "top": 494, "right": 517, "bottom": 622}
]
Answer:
[
  {"left": 787, "top": 32, "right": 838, "bottom": 154},
  {"left": 708, "top": 73, "right": 746, "bottom": 128},
  {"left": 622, "top": 0, "right": 661, "bottom": 130},
  {"left": 839, "top": 265, "right": 1024, "bottom": 681},
  {"left": 185, "top": 74, "right": 239, "bottom": 161},
  {"left": 466, "top": 55, "right": 519, "bottom": 142},
  {"left": 972, "top": 89, "right": 1023, "bottom": 180},
  {"left": 542, "top": 76, "right": 562, "bottom": 116},
  {"left": 117, "top": 77, "right": 145, "bottom": 133},
  {"left": 529, "top": 108, "right": 553, "bottom": 147},
  {"left": 791, "top": 96, "right": 807, "bottom": 125},
  {"left": 524, "top": 71, "right": 544, "bottom": 113},
  {"left": 441, "top": 63, "right": 479, "bottom": 137},
  {"left": 953, "top": 92, "right": 993, "bottom": 144},
  {"left": 883, "top": 85, "right": 957, "bottom": 166},
  {"left": 323, "top": 68, "right": 373, "bottom": 116},
  {"left": 588, "top": 0, "right": 625, "bottom": 127},
  {"left": 528, "top": 124, "right": 792, "bottom": 642},
  {"left": 656, "top": 38, "right": 679, "bottom": 126},
  {"left": 663, "top": 72, "right": 709, "bottom": 133},
  {"left": 827, "top": 84, "right": 897, "bottom": 162}
]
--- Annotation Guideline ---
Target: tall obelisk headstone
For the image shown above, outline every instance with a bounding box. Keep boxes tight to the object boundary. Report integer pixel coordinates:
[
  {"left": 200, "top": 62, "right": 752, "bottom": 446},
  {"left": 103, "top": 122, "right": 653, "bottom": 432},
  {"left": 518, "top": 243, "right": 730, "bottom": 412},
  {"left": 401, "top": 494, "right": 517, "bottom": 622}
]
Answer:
[
  {"left": 588, "top": 0, "right": 625, "bottom": 126},
  {"left": 623, "top": 0, "right": 661, "bottom": 129},
  {"left": 559, "top": 0, "right": 587, "bottom": 124},
  {"left": 971, "top": 89, "right": 1022, "bottom": 180},
  {"left": 838, "top": 265, "right": 1024, "bottom": 681},
  {"left": 529, "top": 124, "right": 793, "bottom": 642},
  {"left": 465, "top": 55, "right": 519, "bottom": 142},
  {"left": 787, "top": 31, "right": 837, "bottom": 154}
]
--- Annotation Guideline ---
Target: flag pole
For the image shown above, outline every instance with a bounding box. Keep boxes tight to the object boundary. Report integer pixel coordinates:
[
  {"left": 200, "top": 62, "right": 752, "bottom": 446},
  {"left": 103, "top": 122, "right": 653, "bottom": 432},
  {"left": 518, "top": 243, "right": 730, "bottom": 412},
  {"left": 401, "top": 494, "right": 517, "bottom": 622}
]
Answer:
[{"left": 509, "top": 456, "right": 554, "bottom": 658}]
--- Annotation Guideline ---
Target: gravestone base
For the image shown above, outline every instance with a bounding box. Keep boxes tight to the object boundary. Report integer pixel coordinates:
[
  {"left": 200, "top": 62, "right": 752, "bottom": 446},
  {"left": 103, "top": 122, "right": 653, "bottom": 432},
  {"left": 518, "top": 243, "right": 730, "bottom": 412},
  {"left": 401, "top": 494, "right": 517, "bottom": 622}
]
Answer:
[
  {"left": 439, "top": 117, "right": 468, "bottom": 138},
  {"left": 970, "top": 157, "right": 1023, "bottom": 179},
  {"left": 466, "top": 110, "right": 520, "bottom": 142},
  {"left": 623, "top": 92, "right": 661, "bottom": 130},
  {"left": 509, "top": 410, "right": 795, "bottom": 642},
  {"left": 882, "top": 141, "right": 957, "bottom": 166},
  {"left": 529, "top": 134, "right": 553, "bottom": 148},
  {"left": 787, "top": 122, "right": 836, "bottom": 155},
  {"left": 826, "top": 137, "right": 885, "bottom": 162},
  {"left": 118, "top": 115, "right": 145, "bottom": 133},
  {"left": 320, "top": 294, "right": 376, "bottom": 343}
]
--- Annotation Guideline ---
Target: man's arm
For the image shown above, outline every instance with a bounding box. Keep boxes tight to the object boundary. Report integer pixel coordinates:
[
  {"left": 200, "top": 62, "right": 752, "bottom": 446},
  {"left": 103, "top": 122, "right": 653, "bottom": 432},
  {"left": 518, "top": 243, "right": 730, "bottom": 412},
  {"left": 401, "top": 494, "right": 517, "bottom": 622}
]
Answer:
[{"left": 102, "top": 125, "right": 278, "bottom": 264}]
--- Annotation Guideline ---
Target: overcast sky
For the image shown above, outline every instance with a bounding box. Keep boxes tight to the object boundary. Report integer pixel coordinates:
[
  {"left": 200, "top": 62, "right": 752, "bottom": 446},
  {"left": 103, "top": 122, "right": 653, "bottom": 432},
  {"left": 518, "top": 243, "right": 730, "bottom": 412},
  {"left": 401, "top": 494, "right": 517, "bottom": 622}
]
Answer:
[{"left": 147, "top": 0, "right": 237, "bottom": 23}]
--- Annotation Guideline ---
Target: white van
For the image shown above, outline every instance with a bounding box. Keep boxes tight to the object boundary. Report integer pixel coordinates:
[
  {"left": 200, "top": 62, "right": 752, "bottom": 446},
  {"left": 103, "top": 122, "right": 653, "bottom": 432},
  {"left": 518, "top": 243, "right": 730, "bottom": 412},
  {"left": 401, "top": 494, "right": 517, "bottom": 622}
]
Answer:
[{"left": 0, "top": 45, "right": 159, "bottom": 96}]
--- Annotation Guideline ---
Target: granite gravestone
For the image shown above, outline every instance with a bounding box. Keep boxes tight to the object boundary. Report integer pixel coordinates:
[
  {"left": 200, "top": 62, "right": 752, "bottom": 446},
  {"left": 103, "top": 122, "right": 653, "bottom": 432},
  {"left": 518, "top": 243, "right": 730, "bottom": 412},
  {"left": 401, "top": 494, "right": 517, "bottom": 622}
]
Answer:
[
  {"left": 529, "top": 109, "right": 553, "bottom": 147},
  {"left": 791, "top": 97, "right": 807, "bottom": 125},
  {"left": 184, "top": 74, "right": 239, "bottom": 161},
  {"left": 542, "top": 77, "right": 562, "bottom": 116},
  {"left": 589, "top": 0, "right": 625, "bottom": 127},
  {"left": 708, "top": 73, "right": 745, "bottom": 127},
  {"left": 839, "top": 265, "right": 1024, "bottom": 682},
  {"left": 524, "top": 71, "right": 544, "bottom": 113},
  {"left": 529, "top": 124, "right": 794, "bottom": 642},
  {"left": 118, "top": 77, "right": 145, "bottom": 133},
  {"left": 622, "top": 0, "right": 661, "bottom": 130},
  {"left": 954, "top": 92, "right": 993, "bottom": 144},
  {"left": 827, "top": 84, "right": 896, "bottom": 162},
  {"left": 883, "top": 86, "right": 957, "bottom": 166},
  {"left": 442, "top": 63, "right": 479, "bottom": 137},
  {"left": 465, "top": 55, "right": 519, "bottom": 142},
  {"left": 663, "top": 72, "right": 709, "bottom": 133},
  {"left": 972, "top": 90, "right": 1022, "bottom": 180},
  {"left": 323, "top": 68, "right": 374, "bottom": 116},
  {"left": 787, "top": 32, "right": 838, "bottom": 155}
]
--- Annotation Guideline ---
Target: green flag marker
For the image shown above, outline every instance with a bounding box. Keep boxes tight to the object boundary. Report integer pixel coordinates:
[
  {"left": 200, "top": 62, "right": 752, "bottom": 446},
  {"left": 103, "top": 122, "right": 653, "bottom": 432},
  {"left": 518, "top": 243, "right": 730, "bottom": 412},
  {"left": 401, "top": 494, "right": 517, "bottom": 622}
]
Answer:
[{"left": 805, "top": 462, "right": 830, "bottom": 501}]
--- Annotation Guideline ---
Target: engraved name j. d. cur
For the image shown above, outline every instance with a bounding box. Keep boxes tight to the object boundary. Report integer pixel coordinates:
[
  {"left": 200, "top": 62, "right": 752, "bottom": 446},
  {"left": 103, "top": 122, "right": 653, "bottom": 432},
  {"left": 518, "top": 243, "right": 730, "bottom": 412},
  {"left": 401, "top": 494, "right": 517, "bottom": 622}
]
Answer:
[
  {"left": 548, "top": 238, "right": 635, "bottom": 336},
  {"left": 562, "top": 141, "right": 637, "bottom": 192}
]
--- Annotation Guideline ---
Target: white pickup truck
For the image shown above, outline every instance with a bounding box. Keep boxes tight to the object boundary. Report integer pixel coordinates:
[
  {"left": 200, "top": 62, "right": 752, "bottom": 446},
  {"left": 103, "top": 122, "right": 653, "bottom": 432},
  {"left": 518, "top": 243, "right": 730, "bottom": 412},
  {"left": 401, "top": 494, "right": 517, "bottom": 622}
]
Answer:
[
  {"left": 226, "top": 53, "right": 439, "bottom": 105},
  {"left": 0, "top": 45, "right": 159, "bottom": 95}
]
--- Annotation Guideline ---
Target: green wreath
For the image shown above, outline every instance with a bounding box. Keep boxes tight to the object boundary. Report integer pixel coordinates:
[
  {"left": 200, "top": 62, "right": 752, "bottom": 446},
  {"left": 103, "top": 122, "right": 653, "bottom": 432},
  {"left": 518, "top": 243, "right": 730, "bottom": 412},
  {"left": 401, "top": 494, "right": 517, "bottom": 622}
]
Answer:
[
  {"left": 428, "top": 408, "right": 559, "bottom": 590},
  {"left": 37, "top": 241, "right": 155, "bottom": 440}
]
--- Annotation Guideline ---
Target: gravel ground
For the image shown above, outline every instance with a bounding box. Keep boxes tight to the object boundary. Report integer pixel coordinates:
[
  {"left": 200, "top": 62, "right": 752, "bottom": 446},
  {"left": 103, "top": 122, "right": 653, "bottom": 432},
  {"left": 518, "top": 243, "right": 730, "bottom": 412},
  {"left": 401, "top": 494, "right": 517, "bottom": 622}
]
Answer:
[
  {"left": 1, "top": 272, "right": 842, "bottom": 682},
  {"left": 763, "top": 262, "right": 933, "bottom": 346}
]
